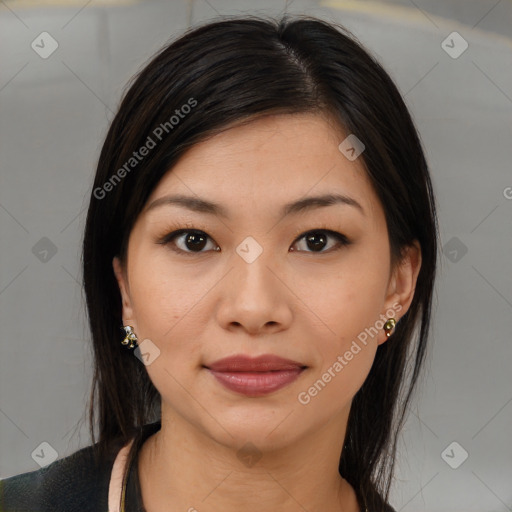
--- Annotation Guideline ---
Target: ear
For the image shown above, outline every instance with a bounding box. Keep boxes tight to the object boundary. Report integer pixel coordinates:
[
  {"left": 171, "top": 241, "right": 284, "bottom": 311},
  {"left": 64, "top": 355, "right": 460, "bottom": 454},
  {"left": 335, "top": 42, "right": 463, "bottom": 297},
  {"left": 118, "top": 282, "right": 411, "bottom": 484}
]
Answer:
[
  {"left": 377, "top": 240, "right": 422, "bottom": 345},
  {"left": 113, "top": 256, "right": 135, "bottom": 325}
]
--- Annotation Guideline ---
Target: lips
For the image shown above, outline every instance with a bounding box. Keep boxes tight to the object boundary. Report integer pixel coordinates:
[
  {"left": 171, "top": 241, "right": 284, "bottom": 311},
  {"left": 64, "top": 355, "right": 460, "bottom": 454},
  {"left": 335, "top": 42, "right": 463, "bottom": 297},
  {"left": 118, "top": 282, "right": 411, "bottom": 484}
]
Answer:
[
  {"left": 204, "top": 354, "right": 307, "bottom": 397},
  {"left": 205, "top": 354, "right": 306, "bottom": 372}
]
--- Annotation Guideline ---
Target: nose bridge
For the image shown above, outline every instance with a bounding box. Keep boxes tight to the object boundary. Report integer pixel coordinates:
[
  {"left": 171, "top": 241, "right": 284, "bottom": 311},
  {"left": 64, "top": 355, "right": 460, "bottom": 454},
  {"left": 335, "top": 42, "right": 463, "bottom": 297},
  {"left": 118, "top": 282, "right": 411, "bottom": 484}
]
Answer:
[{"left": 232, "top": 234, "right": 279, "bottom": 295}]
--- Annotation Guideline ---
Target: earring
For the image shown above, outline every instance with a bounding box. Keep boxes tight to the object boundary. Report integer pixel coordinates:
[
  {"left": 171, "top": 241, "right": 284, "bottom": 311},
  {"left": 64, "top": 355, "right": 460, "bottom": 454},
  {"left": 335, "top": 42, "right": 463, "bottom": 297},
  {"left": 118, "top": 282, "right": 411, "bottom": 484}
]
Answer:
[
  {"left": 383, "top": 318, "right": 396, "bottom": 338},
  {"left": 121, "top": 325, "right": 138, "bottom": 349}
]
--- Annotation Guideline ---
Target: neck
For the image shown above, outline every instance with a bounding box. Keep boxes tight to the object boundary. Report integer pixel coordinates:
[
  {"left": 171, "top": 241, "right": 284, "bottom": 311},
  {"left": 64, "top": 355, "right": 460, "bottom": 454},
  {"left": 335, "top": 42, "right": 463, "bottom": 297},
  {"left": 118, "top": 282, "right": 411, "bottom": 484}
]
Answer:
[{"left": 138, "top": 405, "right": 360, "bottom": 512}]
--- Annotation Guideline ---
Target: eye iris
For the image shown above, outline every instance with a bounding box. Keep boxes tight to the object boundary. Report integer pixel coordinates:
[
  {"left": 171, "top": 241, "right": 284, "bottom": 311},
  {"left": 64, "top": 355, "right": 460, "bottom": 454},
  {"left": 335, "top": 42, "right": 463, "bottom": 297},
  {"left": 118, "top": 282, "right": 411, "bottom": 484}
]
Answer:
[
  {"left": 185, "top": 232, "right": 207, "bottom": 251},
  {"left": 306, "top": 232, "right": 327, "bottom": 251}
]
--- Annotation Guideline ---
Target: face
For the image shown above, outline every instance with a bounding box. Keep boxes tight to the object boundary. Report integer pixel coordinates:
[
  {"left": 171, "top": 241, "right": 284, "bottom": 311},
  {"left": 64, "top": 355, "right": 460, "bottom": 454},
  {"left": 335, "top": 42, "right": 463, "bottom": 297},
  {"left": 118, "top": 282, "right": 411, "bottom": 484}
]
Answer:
[{"left": 113, "top": 113, "right": 420, "bottom": 452}]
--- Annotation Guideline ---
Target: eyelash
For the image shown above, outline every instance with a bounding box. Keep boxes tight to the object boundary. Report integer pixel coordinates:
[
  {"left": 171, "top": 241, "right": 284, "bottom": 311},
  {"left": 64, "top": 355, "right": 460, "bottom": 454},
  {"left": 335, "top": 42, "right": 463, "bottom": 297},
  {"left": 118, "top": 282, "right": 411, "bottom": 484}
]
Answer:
[{"left": 156, "top": 222, "right": 351, "bottom": 256}]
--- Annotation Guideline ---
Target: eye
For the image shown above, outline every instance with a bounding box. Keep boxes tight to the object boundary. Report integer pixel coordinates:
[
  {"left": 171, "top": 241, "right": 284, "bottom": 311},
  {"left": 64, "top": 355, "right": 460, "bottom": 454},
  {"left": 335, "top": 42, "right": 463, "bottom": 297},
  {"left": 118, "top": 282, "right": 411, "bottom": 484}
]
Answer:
[
  {"left": 157, "top": 228, "right": 219, "bottom": 255},
  {"left": 290, "top": 229, "right": 350, "bottom": 253}
]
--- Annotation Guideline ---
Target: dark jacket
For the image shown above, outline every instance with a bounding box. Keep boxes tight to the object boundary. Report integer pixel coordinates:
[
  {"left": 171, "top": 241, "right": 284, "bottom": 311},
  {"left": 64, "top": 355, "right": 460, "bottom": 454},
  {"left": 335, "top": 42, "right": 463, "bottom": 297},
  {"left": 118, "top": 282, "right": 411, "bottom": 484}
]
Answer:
[{"left": 0, "top": 421, "right": 161, "bottom": 512}]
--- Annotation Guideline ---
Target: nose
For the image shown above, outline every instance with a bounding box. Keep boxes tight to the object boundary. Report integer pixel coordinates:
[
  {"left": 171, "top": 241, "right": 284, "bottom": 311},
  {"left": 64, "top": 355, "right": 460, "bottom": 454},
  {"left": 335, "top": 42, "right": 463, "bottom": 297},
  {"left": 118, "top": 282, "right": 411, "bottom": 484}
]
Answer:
[{"left": 215, "top": 247, "right": 293, "bottom": 336}]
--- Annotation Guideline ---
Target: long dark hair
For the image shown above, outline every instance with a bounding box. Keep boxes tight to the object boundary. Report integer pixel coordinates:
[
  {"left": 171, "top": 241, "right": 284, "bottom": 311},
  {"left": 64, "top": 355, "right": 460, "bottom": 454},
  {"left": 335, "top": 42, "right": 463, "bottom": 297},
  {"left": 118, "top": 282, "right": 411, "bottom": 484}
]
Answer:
[{"left": 81, "top": 14, "right": 438, "bottom": 512}]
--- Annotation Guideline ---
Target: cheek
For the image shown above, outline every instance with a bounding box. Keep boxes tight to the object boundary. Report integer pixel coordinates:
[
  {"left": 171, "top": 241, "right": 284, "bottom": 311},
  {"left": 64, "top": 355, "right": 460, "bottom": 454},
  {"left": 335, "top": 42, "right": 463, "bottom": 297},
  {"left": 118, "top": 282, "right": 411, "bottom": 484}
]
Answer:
[
  {"left": 129, "top": 243, "right": 195, "bottom": 317},
  {"left": 294, "top": 248, "right": 388, "bottom": 407},
  {"left": 298, "top": 246, "right": 389, "bottom": 338},
  {"left": 127, "top": 258, "right": 205, "bottom": 392},
  {"left": 299, "top": 343, "right": 376, "bottom": 416},
  {"left": 297, "top": 291, "right": 381, "bottom": 414},
  {"left": 126, "top": 247, "right": 209, "bottom": 361}
]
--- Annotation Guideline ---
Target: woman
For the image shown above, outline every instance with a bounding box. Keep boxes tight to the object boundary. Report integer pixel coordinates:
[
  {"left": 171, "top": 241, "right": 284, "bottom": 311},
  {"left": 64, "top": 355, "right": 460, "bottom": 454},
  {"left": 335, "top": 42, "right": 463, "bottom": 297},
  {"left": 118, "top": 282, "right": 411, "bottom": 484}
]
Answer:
[{"left": 1, "top": 14, "right": 438, "bottom": 512}]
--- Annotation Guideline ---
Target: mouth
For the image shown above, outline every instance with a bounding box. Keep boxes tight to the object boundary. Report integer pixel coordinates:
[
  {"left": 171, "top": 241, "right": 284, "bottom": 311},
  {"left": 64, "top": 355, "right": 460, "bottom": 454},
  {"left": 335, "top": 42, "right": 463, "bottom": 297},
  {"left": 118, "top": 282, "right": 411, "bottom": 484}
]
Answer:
[
  {"left": 203, "top": 354, "right": 308, "bottom": 397},
  {"left": 205, "top": 354, "right": 307, "bottom": 372}
]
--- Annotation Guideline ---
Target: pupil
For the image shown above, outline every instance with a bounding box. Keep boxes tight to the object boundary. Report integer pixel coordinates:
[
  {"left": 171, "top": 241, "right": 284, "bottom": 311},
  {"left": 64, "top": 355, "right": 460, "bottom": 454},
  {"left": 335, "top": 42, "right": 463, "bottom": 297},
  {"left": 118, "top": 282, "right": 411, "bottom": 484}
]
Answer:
[
  {"left": 186, "top": 232, "right": 206, "bottom": 251},
  {"left": 307, "top": 232, "right": 326, "bottom": 251}
]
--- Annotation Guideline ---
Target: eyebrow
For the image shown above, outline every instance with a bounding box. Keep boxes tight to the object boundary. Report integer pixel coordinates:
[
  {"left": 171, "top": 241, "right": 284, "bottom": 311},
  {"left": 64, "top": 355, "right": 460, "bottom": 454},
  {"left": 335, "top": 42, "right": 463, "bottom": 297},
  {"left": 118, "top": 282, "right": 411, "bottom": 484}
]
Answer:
[{"left": 145, "top": 192, "right": 365, "bottom": 218}]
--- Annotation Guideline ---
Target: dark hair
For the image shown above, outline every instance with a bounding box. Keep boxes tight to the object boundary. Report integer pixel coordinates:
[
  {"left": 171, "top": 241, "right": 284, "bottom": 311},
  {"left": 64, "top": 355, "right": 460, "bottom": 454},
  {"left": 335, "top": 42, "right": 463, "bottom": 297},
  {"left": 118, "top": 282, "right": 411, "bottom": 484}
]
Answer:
[{"left": 81, "top": 14, "right": 438, "bottom": 512}]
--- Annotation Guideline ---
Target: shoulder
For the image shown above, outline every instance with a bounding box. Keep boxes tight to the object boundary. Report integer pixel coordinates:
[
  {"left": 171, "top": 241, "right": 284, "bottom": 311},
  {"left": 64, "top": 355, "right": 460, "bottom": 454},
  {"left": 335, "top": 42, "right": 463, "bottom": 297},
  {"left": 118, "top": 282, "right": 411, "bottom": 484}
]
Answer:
[{"left": 0, "top": 442, "right": 116, "bottom": 512}]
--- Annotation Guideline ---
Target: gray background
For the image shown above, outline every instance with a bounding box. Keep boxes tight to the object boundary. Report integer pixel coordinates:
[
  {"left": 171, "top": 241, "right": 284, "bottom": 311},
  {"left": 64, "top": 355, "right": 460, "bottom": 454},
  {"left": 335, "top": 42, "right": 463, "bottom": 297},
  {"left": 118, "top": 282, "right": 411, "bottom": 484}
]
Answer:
[{"left": 1, "top": 0, "right": 511, "bottom": 510}]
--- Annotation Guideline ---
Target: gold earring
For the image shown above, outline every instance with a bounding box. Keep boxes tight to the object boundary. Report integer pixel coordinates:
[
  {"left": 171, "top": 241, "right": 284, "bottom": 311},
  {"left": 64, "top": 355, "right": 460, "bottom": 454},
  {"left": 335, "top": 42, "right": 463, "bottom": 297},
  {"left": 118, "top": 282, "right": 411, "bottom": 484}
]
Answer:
[
  {"left": 121, "top": 325, "right": 138, "bottom": 349},
  {"left": 383, "top": 318, "right": 396, "bottom": 338}
]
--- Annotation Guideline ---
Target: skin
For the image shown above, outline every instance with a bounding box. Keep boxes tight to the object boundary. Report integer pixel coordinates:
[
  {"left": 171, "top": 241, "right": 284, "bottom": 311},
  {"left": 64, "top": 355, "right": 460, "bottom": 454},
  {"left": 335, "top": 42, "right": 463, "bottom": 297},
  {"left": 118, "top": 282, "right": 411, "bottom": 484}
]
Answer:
[{"left": 113, "top": 113, "right": 421, "bottom": 512}]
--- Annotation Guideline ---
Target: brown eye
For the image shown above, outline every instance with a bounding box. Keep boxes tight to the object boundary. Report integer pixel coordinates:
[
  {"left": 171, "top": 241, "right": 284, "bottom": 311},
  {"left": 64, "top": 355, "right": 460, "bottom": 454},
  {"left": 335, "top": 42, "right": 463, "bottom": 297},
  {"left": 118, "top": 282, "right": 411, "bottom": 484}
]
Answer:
[
  {"left": 290, "top": 230, "right": 350, "bottom": 253},
  {"left": 159, "top": 229, "right": 218, "bottom": 254}
]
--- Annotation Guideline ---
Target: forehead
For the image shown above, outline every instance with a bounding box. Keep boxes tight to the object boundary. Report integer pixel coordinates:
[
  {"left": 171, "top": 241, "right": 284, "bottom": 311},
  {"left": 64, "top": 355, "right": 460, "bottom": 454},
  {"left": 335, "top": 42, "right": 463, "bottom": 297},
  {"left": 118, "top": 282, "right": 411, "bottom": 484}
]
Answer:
[{"left": 146, "top": 113, "right": 380, "bottom": 221}]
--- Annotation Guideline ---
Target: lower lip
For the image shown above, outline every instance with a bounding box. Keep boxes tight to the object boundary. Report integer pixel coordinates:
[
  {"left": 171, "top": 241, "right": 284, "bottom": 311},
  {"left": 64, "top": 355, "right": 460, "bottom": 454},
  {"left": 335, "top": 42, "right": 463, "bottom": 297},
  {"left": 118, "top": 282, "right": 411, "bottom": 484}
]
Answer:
[{"left": 207, "top": 368, "right": 305, "bottom": 396}]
